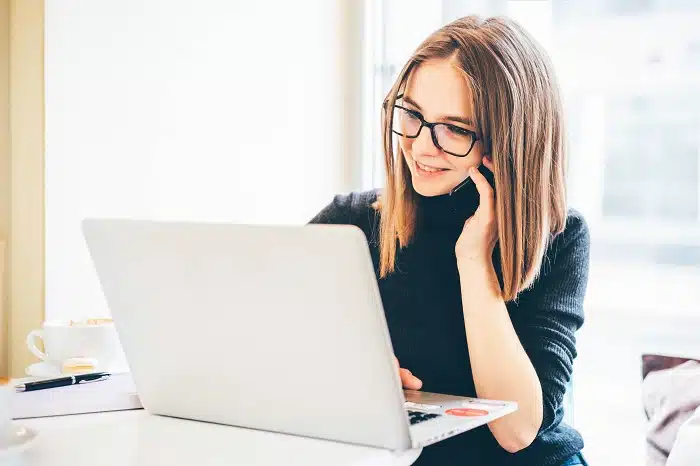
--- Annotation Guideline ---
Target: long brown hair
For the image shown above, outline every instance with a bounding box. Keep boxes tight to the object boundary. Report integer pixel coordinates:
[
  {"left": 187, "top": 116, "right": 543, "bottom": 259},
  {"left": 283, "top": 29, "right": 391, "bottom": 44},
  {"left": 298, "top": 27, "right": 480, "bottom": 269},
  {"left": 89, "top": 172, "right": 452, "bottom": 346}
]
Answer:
[{"left": 379, "top": 16, "right": 567, "bottom": 301}]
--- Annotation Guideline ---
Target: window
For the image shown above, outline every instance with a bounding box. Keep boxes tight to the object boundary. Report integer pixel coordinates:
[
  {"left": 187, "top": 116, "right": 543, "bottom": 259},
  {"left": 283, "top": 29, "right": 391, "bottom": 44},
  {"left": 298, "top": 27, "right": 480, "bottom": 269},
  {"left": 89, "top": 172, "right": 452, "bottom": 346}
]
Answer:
[{"left": 602, "top": 94, "right": 699, "bottom": 223}]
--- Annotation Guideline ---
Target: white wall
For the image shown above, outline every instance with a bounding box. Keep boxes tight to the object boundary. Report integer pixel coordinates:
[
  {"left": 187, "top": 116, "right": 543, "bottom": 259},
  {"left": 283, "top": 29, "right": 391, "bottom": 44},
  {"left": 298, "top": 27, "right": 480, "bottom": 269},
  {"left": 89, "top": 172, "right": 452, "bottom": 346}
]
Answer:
[{"left": 45, "top": 0, "right": 361, "bottom": 322}]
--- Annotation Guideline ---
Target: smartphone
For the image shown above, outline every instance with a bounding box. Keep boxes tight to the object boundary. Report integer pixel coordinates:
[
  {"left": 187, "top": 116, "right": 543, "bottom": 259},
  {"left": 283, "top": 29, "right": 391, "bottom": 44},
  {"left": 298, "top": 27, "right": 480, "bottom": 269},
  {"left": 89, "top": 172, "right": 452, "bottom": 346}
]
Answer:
[{"left": 449, "top": 163, "right": 495, "bottom": 196}]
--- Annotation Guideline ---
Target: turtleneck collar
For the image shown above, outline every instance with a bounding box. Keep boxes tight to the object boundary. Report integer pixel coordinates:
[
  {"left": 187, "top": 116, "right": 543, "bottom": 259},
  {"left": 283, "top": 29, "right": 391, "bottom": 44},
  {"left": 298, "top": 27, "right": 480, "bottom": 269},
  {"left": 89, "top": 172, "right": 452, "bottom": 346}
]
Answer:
[{"left": 414, "top": 181, "right": 480, "bottom": 232}]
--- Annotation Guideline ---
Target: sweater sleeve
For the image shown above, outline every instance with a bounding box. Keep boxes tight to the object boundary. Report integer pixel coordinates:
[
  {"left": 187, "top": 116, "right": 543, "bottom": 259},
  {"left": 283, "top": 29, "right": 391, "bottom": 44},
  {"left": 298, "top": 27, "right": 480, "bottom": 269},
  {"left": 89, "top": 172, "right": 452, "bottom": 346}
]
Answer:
[
  {"left": 508, "top": 209, "right": 591, "bottom": 434},
  {"left": 308, "top": 193, "right": 355, "bottom": 225},
  {"left": 308, "top": 190, "right": 379, "bottom": 229}
]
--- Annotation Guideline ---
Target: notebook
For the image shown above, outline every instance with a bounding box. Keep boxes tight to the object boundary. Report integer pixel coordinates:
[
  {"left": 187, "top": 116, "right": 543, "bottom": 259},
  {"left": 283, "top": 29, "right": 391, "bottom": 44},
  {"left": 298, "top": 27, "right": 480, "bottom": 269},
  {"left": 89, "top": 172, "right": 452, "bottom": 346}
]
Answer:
[{"left": 12, "top": 373, "right": 142, "bottom": 419}]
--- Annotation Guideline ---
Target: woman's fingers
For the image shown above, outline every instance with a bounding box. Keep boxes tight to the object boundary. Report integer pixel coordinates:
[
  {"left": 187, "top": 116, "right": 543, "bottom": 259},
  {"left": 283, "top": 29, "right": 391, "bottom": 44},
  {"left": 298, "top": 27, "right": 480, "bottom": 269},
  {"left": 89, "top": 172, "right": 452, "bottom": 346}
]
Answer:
[
  {"left": 399, "top": 368, "right": 423, "bottom": 390},
  {"left": 394, "top": 355, "right": 422, "bottom": 389}
]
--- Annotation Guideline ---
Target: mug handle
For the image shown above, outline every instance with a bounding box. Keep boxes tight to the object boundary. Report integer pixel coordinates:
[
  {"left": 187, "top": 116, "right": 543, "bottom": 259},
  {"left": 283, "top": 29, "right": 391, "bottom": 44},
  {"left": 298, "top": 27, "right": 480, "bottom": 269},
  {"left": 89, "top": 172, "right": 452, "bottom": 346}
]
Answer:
[{"left": 26, "top": 329, "right": 49, "bottom": 361}]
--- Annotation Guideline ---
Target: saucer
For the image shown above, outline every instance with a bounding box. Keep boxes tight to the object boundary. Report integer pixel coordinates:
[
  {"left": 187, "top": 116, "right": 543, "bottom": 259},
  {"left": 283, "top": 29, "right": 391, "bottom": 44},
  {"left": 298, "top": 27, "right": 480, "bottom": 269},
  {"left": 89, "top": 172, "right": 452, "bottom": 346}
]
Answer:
[
  {"left": 25, "top": 362, "right": 64, "bottom": 378},
  {"left": 24, "top": 362, "right": 131, "bottom": 378},
  {"left": 0, "top": 424, "right": 39, "bottom": 459},
  {"left": 25, "top": 361, "right": 100, "bottom": 378}
]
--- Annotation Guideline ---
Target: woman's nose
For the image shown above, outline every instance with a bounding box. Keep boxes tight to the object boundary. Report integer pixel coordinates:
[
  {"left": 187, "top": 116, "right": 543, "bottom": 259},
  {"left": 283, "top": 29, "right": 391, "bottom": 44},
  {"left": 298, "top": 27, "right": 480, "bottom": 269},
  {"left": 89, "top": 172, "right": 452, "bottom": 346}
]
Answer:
[{"left": 412, "top": 125, "right": 440, "bottom": 157}]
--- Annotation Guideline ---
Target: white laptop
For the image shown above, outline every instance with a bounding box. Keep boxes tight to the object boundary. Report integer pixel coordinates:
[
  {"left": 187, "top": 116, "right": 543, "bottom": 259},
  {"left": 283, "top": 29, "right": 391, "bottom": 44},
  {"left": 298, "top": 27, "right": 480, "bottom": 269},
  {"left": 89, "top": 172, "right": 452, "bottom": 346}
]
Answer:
[{"left": 82, "top": 218, "right": 517, "bottom": 451}]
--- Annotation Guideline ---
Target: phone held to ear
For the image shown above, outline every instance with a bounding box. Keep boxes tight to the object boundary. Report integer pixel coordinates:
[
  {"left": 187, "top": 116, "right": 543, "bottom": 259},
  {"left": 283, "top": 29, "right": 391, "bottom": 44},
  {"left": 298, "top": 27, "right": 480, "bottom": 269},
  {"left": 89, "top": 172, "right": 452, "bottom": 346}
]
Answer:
[{"left": 449, "top": 163, "right": 495, "bottom": 196}]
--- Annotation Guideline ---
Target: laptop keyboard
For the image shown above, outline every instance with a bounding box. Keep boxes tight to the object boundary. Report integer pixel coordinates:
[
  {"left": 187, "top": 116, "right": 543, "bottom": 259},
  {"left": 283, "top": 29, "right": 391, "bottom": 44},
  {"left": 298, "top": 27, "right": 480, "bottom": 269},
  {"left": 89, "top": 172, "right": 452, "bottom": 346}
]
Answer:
[{"left": 407, "top": 410, "right": 441, "bottom": 425}]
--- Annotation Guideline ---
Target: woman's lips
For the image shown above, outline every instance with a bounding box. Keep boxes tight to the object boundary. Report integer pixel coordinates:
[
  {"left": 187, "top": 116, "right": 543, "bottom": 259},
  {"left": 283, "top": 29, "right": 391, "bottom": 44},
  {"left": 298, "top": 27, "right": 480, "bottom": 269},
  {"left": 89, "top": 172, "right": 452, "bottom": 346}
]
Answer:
[{"left": 415, "top": 160, "right": 448, "bottom": 176}]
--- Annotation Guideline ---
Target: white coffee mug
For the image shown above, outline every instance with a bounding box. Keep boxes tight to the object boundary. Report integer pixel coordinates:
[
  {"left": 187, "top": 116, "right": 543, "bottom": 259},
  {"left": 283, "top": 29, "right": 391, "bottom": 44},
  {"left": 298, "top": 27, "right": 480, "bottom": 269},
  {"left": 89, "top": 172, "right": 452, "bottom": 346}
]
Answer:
[
  {"left": 0, "top": 377, "right": 12, "bottom": 445},
  {"left": 26, "top": 319, "right": 120, "bottom": 370}
]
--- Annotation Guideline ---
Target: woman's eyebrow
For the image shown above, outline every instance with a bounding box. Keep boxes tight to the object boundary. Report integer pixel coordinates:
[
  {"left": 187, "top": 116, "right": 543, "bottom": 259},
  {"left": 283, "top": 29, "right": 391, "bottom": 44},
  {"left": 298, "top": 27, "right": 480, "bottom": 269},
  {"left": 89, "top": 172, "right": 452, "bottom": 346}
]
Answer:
[
  {"left": 444, "top": 114, "right": 476, "bottom": 127},
  {"left": 400, "top": 94, "right": 476, "bottom": 128},
  {"left": 400, "top": 94, "right": 422, "bottom": 111}
]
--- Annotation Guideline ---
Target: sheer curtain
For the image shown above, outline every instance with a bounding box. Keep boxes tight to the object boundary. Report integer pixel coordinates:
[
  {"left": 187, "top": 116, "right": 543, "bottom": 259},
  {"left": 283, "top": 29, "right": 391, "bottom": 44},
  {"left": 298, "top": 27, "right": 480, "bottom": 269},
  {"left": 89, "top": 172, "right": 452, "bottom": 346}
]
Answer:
[{"left": 363, "top": 1, "right": 700, "bottom": 464}]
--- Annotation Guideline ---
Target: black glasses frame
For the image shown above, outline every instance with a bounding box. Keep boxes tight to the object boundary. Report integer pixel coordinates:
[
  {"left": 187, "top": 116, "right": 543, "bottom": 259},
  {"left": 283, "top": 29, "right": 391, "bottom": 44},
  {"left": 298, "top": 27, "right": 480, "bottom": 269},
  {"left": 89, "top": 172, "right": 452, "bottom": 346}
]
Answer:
[{"left": 390, "top": 104, "right": 479, "bottom": 158}]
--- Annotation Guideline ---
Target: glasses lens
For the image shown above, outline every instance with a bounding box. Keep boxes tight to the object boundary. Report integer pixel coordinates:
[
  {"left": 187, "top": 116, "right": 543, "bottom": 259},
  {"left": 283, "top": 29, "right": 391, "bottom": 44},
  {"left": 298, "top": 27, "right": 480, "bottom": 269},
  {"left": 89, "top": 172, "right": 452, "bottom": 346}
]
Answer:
[
  {"left": 434, "top": 124, "right": 475, "bottom": 156},
  {"left": 392, "top": 106, "right": 421, "bottom": 137}
]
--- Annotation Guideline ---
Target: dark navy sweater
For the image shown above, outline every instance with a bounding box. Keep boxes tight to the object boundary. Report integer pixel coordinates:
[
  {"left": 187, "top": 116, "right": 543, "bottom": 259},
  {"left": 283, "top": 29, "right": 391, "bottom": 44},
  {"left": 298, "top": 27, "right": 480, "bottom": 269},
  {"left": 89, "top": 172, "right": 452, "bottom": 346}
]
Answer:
[{"left": 309, "top": 185, "right": 590, "bottom": 466}]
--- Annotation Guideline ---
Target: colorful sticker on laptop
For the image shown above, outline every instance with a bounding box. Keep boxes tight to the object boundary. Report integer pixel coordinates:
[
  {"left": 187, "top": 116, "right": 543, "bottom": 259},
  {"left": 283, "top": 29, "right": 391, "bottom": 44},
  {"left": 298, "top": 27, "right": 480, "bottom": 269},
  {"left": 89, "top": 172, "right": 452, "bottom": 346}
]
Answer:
[{"left": 445, "top": 408, "right": 489, "bottom": 417}]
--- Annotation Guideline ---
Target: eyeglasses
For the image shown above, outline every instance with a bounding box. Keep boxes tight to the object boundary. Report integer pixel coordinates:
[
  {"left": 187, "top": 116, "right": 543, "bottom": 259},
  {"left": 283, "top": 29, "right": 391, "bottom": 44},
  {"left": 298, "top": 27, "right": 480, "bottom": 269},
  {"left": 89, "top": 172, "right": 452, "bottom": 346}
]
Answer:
[{"left": 390, "top": 105, "right": 479, "bottom": 157}]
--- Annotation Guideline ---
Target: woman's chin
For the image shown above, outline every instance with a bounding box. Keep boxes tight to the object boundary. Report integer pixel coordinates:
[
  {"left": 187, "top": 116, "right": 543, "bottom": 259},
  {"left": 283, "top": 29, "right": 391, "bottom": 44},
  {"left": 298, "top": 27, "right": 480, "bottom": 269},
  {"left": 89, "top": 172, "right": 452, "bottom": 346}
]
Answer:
[{"left": 411, "top": 176, "right": 453, "bottom": 197}]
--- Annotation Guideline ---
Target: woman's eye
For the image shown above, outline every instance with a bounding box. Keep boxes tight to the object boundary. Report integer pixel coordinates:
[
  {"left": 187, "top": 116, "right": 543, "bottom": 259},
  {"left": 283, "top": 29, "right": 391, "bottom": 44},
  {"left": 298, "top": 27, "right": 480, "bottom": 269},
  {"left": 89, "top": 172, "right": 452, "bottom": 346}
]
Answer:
[
  {"left": 447, "top": 125, "right": 471, "bottom": 136},
  {"left": 406, "top": 109, "right": 422, "bottom": 120}
]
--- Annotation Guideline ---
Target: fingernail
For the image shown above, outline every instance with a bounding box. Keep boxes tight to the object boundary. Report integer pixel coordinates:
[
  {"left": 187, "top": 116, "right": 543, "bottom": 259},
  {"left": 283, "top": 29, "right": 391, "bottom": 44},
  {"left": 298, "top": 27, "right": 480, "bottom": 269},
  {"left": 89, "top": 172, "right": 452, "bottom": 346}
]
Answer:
[{"left": 469, "top": 166, "right": 475, "bottom": 174}]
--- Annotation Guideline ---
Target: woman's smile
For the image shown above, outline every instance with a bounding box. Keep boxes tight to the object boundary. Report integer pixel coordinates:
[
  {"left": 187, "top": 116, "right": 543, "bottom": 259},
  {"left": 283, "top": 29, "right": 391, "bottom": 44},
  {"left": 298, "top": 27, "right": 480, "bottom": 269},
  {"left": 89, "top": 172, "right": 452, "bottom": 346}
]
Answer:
[{"left": 414, "top": 159, "right": 450, "bottom": 176}]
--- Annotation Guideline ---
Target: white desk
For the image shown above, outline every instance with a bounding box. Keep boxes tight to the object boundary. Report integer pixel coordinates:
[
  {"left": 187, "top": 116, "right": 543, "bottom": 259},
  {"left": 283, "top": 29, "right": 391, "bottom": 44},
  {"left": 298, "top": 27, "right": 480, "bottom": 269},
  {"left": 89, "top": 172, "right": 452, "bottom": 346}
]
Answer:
[{"left": 18, "top": 410, "right": 422, "bottom": 466}]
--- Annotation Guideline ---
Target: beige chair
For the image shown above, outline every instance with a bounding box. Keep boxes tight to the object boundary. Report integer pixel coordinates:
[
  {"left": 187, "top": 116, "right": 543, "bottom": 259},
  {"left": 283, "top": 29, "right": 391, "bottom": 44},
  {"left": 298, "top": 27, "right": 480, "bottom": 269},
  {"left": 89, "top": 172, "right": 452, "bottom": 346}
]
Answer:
[{"left": 642, "top": 354, "right": 700, "bottom": 466}]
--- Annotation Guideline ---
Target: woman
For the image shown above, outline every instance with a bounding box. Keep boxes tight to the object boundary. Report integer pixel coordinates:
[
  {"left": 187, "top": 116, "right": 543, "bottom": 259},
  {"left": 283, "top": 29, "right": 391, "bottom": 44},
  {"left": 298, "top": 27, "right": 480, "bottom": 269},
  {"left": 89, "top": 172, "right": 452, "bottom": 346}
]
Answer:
[{"left": 311, "top": 16, "right": 589, "bottom": 466}]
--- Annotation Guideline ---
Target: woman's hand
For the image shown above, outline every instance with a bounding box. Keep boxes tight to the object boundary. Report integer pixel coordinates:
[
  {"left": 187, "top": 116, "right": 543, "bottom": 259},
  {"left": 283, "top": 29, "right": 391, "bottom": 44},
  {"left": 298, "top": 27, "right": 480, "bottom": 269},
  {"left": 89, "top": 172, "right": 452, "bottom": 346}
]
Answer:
[
  {"left": 455, "top": 156, "right": 498, "bottom": 267},
  {"left": 394, "top": 355, "right": 422, "bottom": 390}
]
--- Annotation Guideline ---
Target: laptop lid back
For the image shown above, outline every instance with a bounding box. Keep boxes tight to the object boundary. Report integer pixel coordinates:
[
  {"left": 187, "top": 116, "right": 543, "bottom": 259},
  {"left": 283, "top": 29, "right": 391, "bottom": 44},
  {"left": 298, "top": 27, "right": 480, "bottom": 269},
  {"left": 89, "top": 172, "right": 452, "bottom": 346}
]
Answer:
[{"left": 82, "top": 218, "right": 411, "bottom": 450}]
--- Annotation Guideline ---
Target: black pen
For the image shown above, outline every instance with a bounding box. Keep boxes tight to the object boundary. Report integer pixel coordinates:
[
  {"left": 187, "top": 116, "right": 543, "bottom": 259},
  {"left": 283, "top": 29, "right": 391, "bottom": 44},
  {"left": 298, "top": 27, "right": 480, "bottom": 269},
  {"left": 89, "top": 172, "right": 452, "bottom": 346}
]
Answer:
[{"left": 15, "top": 372, "right": 111, "bottom": 392}]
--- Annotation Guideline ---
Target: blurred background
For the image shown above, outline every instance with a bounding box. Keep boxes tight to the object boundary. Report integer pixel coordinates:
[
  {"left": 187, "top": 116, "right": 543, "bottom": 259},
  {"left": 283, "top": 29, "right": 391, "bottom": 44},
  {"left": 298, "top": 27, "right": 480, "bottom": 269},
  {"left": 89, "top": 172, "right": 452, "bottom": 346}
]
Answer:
[{"left": 4, "top": 0, "right": 696, "bottom": 464}]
